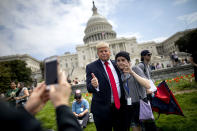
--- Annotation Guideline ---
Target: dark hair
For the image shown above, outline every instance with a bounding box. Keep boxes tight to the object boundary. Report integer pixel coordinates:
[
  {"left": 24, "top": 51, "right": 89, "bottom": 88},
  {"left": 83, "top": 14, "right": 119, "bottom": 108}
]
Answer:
[
  {"left": 74, "top": 93, "right": 82, "bottom": 99},
  {"left": 115, "top": 51, "right": 130, "bottom": 62},
  {"left": 10, "top": 81, "right": 16, "bottom": 84},
  {"left": 140, "top": 50, "right": 151, "bottom": 56},
  {"left": 18, "top": 82, "right": 24, "bottom": 88},
  {"left": 141, "top": 56, "right": 144, "bottom": 61}
]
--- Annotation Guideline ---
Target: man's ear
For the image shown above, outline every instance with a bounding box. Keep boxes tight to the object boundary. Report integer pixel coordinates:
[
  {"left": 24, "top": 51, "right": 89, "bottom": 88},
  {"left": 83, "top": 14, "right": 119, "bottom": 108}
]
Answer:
[{"left": 108, "top": 48, "right": 111, "bottom": 55}]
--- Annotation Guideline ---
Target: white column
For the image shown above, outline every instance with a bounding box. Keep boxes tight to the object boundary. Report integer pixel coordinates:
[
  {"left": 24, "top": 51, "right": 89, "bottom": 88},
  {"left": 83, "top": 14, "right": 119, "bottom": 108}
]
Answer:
[{"left": 92, "top": 36, "right": 94, "bottom": 41}]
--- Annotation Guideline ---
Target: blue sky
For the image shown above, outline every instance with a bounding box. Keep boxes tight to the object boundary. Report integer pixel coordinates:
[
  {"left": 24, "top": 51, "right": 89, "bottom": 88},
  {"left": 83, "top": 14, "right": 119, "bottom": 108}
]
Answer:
[{"left": 0, "top": 0, "right": 196, "bottom": 60}]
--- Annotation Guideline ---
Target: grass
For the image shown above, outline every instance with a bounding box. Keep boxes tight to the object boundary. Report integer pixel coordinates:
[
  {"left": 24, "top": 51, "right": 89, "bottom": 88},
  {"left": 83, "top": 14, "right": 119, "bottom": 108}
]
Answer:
[
  {"left": 36, "top": 92, "right": 197, "bottom": 131},
  {"left": 154, "top": 73, "right": 197, "bottom": 92},
  {"left": 36, "top": 74, "right": 197, "bottom": 131},
  {"left": 155, "top": 92, "right": 197, "bottom": 131},
  {"left": 36, "top": 101, "right": 57, "bottom": 130},
  {"left": 36, "top": 93, "right": 95, "bottom": 131}
]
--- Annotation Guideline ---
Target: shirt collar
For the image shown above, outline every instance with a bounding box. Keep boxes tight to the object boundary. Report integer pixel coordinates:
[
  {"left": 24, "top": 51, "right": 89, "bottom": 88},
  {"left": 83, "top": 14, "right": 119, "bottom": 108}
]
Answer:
[{"left": 100, "top": 59, "right": 111, "bottom": 66}]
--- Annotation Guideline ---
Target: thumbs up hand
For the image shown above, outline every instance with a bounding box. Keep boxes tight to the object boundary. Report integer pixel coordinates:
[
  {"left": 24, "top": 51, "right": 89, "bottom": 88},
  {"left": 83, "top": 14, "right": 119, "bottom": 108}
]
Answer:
[{"left": 91, "top": 73, "right": 99, "bottom": 88}]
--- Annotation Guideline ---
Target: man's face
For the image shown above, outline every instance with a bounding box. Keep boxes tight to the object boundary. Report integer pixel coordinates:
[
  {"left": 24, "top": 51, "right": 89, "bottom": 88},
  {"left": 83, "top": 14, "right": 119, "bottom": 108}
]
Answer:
[
  {"left": 97, "top": 47, "right": 111, "bottom": 61},
  {"left": 144, "top": 53, "right": 152, "bottom": 62},
  {"left": 10, "top": 82, "right": 16, "bottom": 89},
  {"left": 76, "top": 98, "right": 82, "bottom": 103},
  {"left": 116, "top": 56, "right": 130, "bottom": 70}
]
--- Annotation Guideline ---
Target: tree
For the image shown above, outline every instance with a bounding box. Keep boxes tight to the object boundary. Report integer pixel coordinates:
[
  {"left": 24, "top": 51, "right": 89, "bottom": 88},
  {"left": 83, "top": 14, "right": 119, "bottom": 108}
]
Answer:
[
  {"left": 40, "top": 61, "right": 44, "bottom": 79},
  {"left": 0, "top": 60, "right": 32, "bottom": 93},
  {"left": 0, "top": 63, "right": 12, "bottom": 93},
  {"left": 175, "top": 29, "right": 197, "bottom": 54}
]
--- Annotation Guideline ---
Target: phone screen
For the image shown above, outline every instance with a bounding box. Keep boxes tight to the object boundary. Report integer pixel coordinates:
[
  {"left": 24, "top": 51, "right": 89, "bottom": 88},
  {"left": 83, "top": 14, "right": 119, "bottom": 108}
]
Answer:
[{"left": 45, "top": 60, "right": 58, "bottom": 85}]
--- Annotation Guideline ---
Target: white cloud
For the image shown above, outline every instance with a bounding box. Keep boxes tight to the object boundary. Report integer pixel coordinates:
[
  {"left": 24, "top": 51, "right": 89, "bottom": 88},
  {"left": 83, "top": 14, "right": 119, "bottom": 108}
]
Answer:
[
  {"left": 174, "top": 0, "right": 189, "bottom": 5},
  {"left": 177, "top": 11, "right": 197, "bottom": 25},
  {"left": 117, "top": 32, "right": 142, "bottom": 39},
  {"left": 151, "top": 37, "right": 167, "bottom": 43},
  {"left": 137, "top": 36, "right": 167, "bottom": 43},
  {"left": 0, "top": 0, "right": 120, "bottom": 60}
]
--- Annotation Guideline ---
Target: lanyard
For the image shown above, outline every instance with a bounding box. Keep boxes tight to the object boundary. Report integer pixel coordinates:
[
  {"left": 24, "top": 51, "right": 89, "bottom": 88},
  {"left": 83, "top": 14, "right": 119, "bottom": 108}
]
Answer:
[{"left": 124, "top": 80, "right": 130, "bottom": 95}]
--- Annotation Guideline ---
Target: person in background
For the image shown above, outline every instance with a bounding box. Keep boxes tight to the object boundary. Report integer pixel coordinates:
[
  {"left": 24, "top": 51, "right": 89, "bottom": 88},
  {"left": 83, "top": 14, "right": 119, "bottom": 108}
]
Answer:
[
  {"left": 0, "top": 93, "right": 5, "bottom": 99},
  {"left": 185, "top": 58, "right": 188, "bottom": 64},
  {"left": 155, "top": 63, "right": 161, "bottom": 70},
  {"left": 115, "top": 51, "right": 151, "bottom": 131},
  {"left": 173, "top": 51, "right": 179, "bottom": 66},
  {"left": 138, "top": 50, "right": 152, "bottom": 79},
  {"left": 150, "top": 63, "right": 155, "bottom": 70},
  {"left": 67, "top": 77, "right": 72, "bottom": 85},
  {"left": 72, "top": 80, "right": 76, "bottom": 85},
  {"left": 170, "top": 51, "right": 175, "bottom": 66},
  {"left": 0, "top": 70, "right": 82, "bottom": 131},
  {"left": 181, "top": 59, "right": 186, "bottom": 65},
  {"left": 161, "top": 63, "right": 164, "bottom": 68},
  {"left": 72, "top": 90, "right": 89, "bottom": 128},
  {"left": 5, "top": 81, "right": 19, "bottom": 106},
  {"left": 74, "top": 78, "right": 79, "bottom": 85},
  {"left": 138, "top": 50, "right": 158, "bottom": 131},
  {"left": 189, "top": 51, "right": 197, "bottom": 82},
  {"left": 171, "top": 51, "right": 179, "bottom": 66},
  {"left": 15, "top": 82, "right": 29, "bottom": 106},
  {"left": 167, "top": 64, "right": 171, "bottom": 68},
  {"left": 28, "top": 86, "right": 34, "bottom": 96}
]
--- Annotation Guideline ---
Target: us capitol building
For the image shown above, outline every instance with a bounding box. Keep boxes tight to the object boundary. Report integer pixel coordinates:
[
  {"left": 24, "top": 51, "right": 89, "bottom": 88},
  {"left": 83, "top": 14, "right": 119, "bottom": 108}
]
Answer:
[
  {"left": 59, "top": 2, "right": 180, "bottom": 81},
  {"left": 0, "top": 2, "right": 194, "bottom": 82}
]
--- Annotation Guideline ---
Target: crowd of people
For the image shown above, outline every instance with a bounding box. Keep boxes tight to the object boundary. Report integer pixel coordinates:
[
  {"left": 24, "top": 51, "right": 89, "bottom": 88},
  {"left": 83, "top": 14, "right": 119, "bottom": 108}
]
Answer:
[
  {"left": 1, "top": 41, "right": 195, "bottom": 131},
  {"left": 67, "top": 77, "right": 86, "bottom": 86},
  {"left": 1, "top": 82, "right": 31, "bottom": 107},
  {"left": 149, "top": 56, "right": 190, "bottom": 71}
]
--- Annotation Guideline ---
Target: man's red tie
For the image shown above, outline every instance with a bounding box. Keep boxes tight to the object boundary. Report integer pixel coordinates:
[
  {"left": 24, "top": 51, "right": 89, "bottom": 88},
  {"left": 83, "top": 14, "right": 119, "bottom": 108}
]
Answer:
[{"left": 104, "top": 61, "right": 120, "bottom": 109}]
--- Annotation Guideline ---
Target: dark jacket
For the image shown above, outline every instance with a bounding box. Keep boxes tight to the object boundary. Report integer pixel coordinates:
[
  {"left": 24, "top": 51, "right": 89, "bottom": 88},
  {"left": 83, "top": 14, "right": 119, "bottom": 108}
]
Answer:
[
  {"left": 0, "top": 100, "right": 82, "bottom": 131},
  {"left": 86, "top": 59, "right": 126, "bottom": 119}
]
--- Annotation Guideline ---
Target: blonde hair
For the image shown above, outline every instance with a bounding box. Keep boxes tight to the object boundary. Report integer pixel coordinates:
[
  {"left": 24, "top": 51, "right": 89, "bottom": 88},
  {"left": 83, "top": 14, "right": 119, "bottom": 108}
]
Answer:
[{"left": 96, "top": 42, "right": 109, "bottom": 49}]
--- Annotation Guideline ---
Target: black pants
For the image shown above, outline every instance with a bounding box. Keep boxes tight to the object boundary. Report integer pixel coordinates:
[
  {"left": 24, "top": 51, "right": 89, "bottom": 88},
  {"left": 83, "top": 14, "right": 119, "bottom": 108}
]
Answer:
[
  {"left": 141, "top": 120, "right": 157, "bottom": 131},
  {"left": 93, "top": 104, "right": 126, "bottom": 131},
  {"left": 78, "top": 112, "right": 89, "bottom": 128},
  {"left": 124, "top": 103, "right": 140, "bottom": 130}
]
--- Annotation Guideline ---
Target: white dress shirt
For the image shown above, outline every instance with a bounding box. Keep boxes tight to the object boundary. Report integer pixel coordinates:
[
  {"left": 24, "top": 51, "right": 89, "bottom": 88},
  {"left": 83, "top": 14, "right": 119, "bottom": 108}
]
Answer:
[{"left": 96, "top": 60, "right": 121, "bottom": 103}]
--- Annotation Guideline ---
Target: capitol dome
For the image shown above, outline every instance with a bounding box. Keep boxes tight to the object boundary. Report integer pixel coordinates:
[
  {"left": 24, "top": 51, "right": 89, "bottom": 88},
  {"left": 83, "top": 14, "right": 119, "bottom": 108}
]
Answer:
[{"left": 83, "top": 1, "right": 116, "bottom": 44}]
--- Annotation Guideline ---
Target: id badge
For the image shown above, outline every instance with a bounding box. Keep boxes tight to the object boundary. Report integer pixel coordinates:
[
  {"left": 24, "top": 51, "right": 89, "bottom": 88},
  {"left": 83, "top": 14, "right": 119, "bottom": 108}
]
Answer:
[
  {"left": 127, "top": 97, "right": 132, "bottom": 105},
  {"left": 80, "top": 108, "right": 83, "bottom": 112}
]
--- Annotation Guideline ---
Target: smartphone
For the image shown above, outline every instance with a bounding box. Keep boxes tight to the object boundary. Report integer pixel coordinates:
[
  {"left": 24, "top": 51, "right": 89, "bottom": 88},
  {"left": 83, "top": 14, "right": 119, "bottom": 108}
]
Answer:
[{"left": 44, "top": 57, "right": 58, "bottom": 85}]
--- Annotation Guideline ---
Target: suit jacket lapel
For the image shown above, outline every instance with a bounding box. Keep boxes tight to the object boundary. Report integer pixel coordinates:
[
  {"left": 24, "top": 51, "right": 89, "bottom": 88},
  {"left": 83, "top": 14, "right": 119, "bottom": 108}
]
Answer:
[{"left": 96, "top": 59, "right": 110, "bottom": 84}]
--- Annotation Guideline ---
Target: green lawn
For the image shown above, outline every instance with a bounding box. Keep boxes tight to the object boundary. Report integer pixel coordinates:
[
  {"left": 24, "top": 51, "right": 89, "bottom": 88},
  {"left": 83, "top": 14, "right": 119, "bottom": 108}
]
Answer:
[
  {"left": 36, "top": 91, "right": 197, "bottom": 131},
  {"left": 155, "top": 92, "right": 197, "bottom": 131},
  {"left": 36, "top": 75, "right": 197, "bottom": 131}
]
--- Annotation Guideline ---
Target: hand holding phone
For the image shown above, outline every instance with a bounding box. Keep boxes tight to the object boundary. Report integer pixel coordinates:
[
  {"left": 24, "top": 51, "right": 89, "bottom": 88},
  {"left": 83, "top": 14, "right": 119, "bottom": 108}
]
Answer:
[{"left": 44, "top": 57, "right": 58, "bottom": 85}]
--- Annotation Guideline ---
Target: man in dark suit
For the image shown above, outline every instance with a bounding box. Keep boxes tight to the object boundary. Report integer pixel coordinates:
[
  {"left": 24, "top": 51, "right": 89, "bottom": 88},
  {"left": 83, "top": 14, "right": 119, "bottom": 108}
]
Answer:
[{"left": 86, "top": 42, "right": 126, "bottom": 131}]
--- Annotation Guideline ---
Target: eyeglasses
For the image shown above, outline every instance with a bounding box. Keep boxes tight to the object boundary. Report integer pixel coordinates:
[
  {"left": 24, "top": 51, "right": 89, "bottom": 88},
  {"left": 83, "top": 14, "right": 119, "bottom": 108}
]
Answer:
[{"left": 146, "top": 54, "right": 152, "bottom": 56}]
